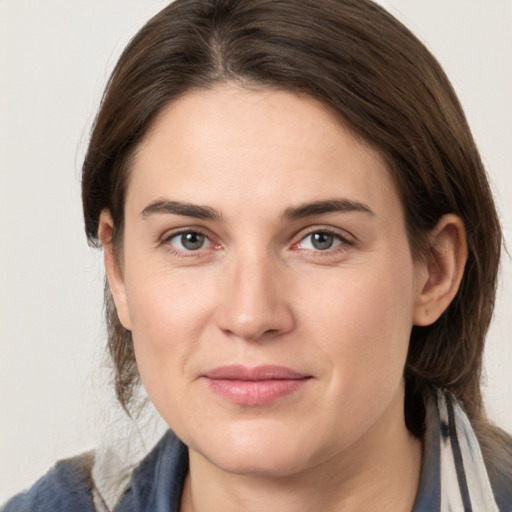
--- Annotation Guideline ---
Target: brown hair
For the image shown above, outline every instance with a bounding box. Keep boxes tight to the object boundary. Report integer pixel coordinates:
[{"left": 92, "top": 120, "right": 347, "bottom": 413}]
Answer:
[{"left": 82, "top": 0, "right": 507, "bottom": 463}]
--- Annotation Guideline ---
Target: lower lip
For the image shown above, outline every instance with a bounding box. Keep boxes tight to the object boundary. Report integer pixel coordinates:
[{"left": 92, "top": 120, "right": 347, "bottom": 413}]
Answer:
[{"left": 205, "top": 378, "right": 310, "bottom": 405}]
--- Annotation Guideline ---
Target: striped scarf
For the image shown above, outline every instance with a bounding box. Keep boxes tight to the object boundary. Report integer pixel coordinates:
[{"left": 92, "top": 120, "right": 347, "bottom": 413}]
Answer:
[{"left": 414, "top": 390, "right": 501, "bottom": 511}]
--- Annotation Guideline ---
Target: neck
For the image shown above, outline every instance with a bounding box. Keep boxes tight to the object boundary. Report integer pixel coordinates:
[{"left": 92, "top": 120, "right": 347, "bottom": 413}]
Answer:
[{"left": 180, "top": 388, "right": 422, "bottom": 512}]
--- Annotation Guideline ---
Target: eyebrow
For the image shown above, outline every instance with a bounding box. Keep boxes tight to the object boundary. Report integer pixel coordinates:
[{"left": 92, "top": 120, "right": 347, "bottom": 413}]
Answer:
[
  {"left": 282, "top": 198, "right": 374, "bottom": 220},
  {"left": 141, "top": 199, "right": 222, "bottom": 221},
  {"left": 140, "top": 197, "right": 373, "bottom": 222}
]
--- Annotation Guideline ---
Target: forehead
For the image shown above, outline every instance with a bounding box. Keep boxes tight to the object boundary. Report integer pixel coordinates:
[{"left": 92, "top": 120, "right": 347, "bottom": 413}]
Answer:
[{"left": 127, "top": 85, "right": 399, "bottom": 219}]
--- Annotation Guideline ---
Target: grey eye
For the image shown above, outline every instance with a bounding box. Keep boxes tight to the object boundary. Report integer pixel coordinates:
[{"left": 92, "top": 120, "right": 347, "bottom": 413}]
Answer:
[
  {"left": 297, "top": 231, "right": 344, "bottom": 251},
  {"left": 179, "top": 232, "right": 206, "bottom": 250},
  {"left": 167, "top": 231, "right": 211, "bottom": 251},
  {"left": 310, "top": 232, "right": 334, "bottom": 250}
]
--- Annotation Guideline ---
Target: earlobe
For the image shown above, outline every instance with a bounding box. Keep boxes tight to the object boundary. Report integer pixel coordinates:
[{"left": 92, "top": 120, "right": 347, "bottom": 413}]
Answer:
[
  {"left": 413, "top": 214, "right": 467, "bottom": 326},
  {"left": 98, "top": 209, "right": 132, "bottom": 330}
]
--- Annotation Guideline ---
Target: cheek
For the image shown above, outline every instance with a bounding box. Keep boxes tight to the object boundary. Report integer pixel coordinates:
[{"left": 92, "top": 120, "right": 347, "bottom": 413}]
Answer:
[
  {"left": 127, "top": 262, "right": 214, "bottom": 334},
  {"left": 308, "top": 257, "right": 416, "bottom": 401},
  {"left": 123, "top": 269, "right": 214, "bottom": 394}
]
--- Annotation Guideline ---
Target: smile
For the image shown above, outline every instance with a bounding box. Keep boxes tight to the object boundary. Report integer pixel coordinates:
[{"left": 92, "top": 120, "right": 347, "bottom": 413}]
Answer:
[{"left": 202, "top": 365, "right": 312, "bottom": 406}]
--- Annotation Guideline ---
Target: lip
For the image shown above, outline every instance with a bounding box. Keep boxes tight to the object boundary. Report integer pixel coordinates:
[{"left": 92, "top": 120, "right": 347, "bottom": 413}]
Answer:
[{"left": 202, "top": 365, "right": 312, "bottom": 405}]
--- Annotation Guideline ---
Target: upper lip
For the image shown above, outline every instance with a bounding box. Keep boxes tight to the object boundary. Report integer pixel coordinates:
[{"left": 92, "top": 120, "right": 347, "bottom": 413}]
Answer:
[{"left": 203, "top": 365, "right": 309, "bottom": 381}]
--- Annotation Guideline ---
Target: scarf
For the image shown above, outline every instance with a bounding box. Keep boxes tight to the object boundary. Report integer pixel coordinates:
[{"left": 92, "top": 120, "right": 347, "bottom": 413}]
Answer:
[{"left": 430, "top": 391, "right": 500, "bottom": 511}]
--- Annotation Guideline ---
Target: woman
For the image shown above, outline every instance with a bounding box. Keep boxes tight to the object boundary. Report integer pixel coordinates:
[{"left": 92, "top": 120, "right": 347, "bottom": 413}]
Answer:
[{"left": 3, "top": 0, "right": 511, "bottom": 510}]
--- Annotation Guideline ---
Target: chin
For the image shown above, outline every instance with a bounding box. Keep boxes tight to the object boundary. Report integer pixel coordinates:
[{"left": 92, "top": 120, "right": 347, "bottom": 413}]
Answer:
[
  {"left": 189, "top": 419, "right": 318, "bottom": 477},
  {"left": 207, "top": 447, "right": 310, "bottom": 478}
]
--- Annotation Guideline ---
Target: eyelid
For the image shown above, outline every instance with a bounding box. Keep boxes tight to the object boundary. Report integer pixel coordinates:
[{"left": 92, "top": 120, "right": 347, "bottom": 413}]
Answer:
[
  {"left": 296, "top": 225, "right": 355, "bottom": 242},
  {"left": 291, "top": 225, "right": 356, "bottom": 251},
  {"left": 160, "top": 226, "right": 220, "bottom": 253}
]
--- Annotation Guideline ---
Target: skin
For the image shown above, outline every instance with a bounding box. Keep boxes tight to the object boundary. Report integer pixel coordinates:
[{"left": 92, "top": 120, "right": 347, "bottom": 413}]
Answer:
[{"left": 99, "top": 85, "right": 467, "bottom": 511}]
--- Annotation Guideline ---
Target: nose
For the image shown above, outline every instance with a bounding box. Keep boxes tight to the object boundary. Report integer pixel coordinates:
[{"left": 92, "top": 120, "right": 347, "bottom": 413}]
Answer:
[{"left": 214, "top": 252, "right": 295, "bottom": 342}]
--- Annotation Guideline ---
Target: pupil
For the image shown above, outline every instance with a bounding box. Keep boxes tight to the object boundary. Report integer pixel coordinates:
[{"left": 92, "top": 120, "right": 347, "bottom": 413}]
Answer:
[
  {"left": 312, "top": 232, "right": 333, "bottom": 250},
  {"left": 182, "top": 232, "right": 204, "bottom": 250}
]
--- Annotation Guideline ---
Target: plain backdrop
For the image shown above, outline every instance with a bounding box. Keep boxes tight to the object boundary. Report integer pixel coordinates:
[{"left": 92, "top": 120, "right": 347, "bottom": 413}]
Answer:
[{"left": 1, "top": 0, "right": 511, "bottom": 503}]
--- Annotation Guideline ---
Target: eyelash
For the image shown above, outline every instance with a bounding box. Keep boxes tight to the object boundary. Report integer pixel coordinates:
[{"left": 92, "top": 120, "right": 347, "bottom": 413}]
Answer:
[
  {"left": 161, "top": 228, "right": 219, "bottom": 257},
  {"left": 292, "top": 227, "right": 354, "bottom": 255},
  {"left": 160, "top": 227, "right": 354, "bottom": 258}
]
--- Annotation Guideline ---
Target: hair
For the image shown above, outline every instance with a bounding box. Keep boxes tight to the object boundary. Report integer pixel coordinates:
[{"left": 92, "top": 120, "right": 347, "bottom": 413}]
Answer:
[{"left": 81, "top": 0, "right": 510, "bottom": 473}]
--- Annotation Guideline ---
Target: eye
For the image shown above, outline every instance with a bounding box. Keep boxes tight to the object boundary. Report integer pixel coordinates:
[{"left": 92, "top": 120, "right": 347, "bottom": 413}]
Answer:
[
  {"left": 166, "top": 231, "right": 213, "bottom": 252},
  {"left": 296, "top": 230, "right": 349, "bottom": 251}
]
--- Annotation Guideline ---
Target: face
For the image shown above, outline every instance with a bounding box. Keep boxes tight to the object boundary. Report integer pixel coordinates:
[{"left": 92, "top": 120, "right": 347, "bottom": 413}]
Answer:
[{"left": 105, "top": 85, "right": 428, "bottom": 477}]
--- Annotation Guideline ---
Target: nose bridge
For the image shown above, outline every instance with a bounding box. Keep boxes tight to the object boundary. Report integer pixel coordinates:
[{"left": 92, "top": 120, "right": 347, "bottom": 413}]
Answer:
[{"left": 215, "top": 246, "right": 294, "bottom": 341}]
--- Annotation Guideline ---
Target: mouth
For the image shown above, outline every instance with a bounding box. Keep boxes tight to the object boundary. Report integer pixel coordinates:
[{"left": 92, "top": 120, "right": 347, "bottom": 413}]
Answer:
[{"left": 202, "top": 365, "right": 312, "bottom": 406}]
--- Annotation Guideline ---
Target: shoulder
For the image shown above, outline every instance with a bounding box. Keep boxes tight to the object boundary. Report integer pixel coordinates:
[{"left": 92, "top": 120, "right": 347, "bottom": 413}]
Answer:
[
  {"left": 113, "top": 430, "right": 188, "bottom": 511},
  {"left": 1, "top": 431, "right": 188, "bottom": 512},
  {"left": 1, "top": 452, "right": 95, "bottom": 512}
]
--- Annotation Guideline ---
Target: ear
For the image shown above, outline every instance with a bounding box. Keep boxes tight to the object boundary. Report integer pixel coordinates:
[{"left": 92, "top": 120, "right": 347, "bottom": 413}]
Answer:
[
  {"left": 97, "top": 209, "right": 132, "bottom": 330},
  {"left": 413, "top": 214, "right": 467, "bottom": 326}
]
